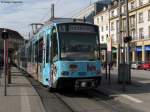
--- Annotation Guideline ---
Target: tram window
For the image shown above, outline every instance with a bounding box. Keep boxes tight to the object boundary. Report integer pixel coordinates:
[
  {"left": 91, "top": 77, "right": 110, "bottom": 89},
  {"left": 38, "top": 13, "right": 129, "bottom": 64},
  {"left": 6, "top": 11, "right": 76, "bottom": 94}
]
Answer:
[
  {"left": 51, "top": 32, "right": 58, "bottom": 62},
  {"left": 29, "top": 45, "right": 32, "bottom": 62},
  {"left": 46, "top": 34, "right": 50, "bottom": 63},
  {"left": 38, "top": 38, "right": 43, "bottom": 63},
  {"left": 33, "top": 45, "right": 35, "bottom": 63},
  {"left": 35, "top": 42, "right": 38, "bottom": 62},
  {"left": 31, "top": 45, "right": 34, "bottom": 63}
]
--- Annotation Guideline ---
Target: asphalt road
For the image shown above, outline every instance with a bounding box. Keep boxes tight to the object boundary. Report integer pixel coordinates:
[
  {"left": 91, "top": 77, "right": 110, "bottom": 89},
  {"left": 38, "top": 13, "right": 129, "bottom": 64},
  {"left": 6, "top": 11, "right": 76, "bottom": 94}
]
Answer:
[{"left": 100, "top": 68, "right": 150, "bottom": 112}]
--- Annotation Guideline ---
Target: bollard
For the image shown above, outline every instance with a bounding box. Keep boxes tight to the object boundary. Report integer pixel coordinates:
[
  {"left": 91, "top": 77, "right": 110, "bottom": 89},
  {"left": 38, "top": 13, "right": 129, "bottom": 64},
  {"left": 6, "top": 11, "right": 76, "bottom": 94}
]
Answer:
[{"left": 8, "top": 65, "right": 11, "bottom": 84}]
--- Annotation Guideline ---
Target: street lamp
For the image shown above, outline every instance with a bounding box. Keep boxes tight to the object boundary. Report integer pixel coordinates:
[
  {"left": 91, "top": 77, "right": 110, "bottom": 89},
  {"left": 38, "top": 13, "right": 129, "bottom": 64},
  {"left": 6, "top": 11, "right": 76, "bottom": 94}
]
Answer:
[{"left": 2, "top": 29, "right": 9, "bottom": 96}]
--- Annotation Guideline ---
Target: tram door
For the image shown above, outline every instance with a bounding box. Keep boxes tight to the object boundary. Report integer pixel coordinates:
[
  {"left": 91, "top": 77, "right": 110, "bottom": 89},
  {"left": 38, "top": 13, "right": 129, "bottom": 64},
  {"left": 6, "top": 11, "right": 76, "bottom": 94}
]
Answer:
[
  {"left": 50, "top": 28, "right": 58, "bottom": 87},
  {"left": 42, "top": 31, "right": 51, "bottom": 85},
  {"left": 38, "top": 37, "right": 44, "bottom": 83}
]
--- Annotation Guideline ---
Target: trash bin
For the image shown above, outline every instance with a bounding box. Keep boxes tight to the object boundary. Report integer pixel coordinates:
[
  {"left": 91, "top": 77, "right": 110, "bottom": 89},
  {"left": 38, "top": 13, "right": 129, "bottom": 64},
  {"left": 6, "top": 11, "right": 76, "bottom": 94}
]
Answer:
[{"left": 118, "top": 64, "right": 130, "bottom": 83}]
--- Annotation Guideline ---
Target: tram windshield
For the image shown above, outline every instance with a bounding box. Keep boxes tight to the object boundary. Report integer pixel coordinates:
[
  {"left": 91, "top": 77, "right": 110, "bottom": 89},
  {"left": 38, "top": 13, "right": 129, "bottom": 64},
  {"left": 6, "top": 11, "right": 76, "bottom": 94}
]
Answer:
[{"left": 60, "top": 33, "right": 99, "bottom": 61}]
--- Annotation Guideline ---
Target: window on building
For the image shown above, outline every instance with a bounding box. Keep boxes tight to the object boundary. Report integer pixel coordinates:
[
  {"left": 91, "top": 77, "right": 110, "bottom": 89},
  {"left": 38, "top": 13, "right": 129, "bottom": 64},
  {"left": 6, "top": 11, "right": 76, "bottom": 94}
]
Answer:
[
  {"left": 97, "top": 18, "right": 99, "bottom": 24},
  {"left": 123, "top": 5, "right": 126, "bottom": 13},
  {"left": 130, "top": 15, "right": 135, "bottom": 28},
  {"left": 101, "top": 26, "right": 103, "bottom": 32},
  {"left": 139, "top": 28, "right": 144, "bottom": 39},
  {"left": 139, "top": 0, "right": 143, "bottom": 6},
  {"left": 106, "top": 25, "right": 108, "bottom": 31},
  {"left": 131, "top": 30, "right": 136, "bottom": 40},
  {"left": 111, "top": 22, "right": 114, "bottom": 31},
  {"left": 122, "top": 19, "right": 126, "bottom": 31},
  {"left": 131, "top": 1, "right": 135, "bottom": 9},
  {"left": 101, "top": 35, "right": 104, "bottom": 41},
  {"left": 106, "top": 34, "right": 108, "bottom": 38},
  {"left": 148, "top": 10, "right": 150, "bottom": 21},
  {"left": 111, "top": 10, "right": 114, "bottom": 17},
  {"left": 139, "top": 12, "right": 143, "bottom": 23},
  {"left": 111, "top": 34, "right": 114, "bottom": 43},
  {"left": 101, "top": 16, "right": 103, "bottom": 22},
  {"left": 116, "top": 20, "right": 119, "bottom": 33},
  {"left": 117, "top": 8, "right": 119, "bottom": 16}
]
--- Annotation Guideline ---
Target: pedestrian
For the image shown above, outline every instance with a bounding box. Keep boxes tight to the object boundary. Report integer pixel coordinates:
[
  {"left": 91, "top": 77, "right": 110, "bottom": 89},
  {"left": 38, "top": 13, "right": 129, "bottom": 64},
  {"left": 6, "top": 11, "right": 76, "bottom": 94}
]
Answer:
[
  {"left": 110, "top": 61, "right": 113, "bottom": 69},
  {"left": 103, "top": 61, "right": 107, "bottom": 69}
]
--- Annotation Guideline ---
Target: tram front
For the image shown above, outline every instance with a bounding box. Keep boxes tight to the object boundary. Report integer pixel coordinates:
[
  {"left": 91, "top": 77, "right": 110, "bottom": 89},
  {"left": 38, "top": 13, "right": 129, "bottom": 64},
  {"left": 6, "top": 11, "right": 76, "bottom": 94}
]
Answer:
[{"left": 53, "top": 23, "right": 102, "bottom": 89}]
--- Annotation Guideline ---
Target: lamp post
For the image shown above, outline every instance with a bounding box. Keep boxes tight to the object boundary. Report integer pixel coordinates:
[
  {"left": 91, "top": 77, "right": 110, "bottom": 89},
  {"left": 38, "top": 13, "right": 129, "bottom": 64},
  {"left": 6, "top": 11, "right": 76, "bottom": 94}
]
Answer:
[
  {"left": 118, "top": 0, "right": 122, "bottom": 82},
  {"left": 2, "top": 29, "right": 9, "bottom": 96},
  {"left": 125, "top": 0, "right": 131, "bottom": 84}
]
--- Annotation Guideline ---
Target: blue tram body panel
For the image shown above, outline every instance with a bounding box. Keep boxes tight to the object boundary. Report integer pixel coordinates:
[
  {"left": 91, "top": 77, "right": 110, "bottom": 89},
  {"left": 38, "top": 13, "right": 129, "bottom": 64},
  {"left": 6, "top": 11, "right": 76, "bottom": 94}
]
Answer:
[
  {"left": 42, "top": 63, "right": 50, "bottom": 85},
  {"left": 54, "top": 61, "right": 101, "bottom": 79}
]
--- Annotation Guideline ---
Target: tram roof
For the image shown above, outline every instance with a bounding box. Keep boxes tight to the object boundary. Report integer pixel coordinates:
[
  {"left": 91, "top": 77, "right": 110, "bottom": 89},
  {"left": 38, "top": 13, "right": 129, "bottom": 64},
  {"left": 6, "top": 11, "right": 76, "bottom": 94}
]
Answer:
[{"left": 44, "top": 18, "right": 95, "bottom": 26}]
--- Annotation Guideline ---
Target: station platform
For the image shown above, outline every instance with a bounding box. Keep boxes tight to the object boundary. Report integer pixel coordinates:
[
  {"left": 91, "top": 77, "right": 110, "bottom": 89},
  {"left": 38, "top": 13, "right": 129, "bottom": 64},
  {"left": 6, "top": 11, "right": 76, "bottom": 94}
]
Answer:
[{"left": 0, "top": 67, "right": 45, "bottom": 112}]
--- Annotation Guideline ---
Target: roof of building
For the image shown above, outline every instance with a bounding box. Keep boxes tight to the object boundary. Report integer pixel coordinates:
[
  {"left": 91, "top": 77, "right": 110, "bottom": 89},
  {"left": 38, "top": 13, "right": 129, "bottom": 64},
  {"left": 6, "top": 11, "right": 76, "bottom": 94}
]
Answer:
[{"left": 0, "top": 28, "right": 24, "bottom": 40}]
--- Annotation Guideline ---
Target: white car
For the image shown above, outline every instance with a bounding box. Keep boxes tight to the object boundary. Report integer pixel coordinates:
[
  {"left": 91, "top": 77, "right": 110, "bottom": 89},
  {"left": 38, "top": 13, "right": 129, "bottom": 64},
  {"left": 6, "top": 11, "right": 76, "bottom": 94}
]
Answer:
[{"left": 131, "top": 62, "right": 141, "bottom": 69}]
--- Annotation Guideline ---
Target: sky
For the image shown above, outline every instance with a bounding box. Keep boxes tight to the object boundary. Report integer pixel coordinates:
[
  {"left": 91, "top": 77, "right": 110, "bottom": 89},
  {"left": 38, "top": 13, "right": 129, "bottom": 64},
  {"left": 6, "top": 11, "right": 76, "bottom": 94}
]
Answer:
[{"left": 0, "top": 0, "right": 98, "bottom": 39}]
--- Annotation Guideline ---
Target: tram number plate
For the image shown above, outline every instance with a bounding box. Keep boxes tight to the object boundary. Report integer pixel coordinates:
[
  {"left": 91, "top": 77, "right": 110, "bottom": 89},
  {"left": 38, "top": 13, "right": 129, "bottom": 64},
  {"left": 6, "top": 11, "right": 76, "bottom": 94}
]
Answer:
[{"left": 75, "top": 79, "right": 94, "bottom": 88}]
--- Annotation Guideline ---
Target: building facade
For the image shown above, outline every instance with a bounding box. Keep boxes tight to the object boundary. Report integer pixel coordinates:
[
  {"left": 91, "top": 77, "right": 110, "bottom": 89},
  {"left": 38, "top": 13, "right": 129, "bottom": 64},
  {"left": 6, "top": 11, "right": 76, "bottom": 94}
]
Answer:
[
  {"left": 0, "top": 28, "right": 25, "bottom": 66},
  {"left": 94, "top": 0, "right": 150, "bottom": 65},
  {"left": 73, "top": 0, "right": 111, "bottom": 23}
]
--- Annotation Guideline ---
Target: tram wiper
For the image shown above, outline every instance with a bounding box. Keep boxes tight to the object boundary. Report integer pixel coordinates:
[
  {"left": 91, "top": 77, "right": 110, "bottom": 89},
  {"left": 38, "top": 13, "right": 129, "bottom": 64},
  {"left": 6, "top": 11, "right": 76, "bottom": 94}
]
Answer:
[
  {"left": 67, "top": 58, "right": 75, "bottom": 61},
  {"left": 88, "top": 59, "right": 95, "bottom": 61}
]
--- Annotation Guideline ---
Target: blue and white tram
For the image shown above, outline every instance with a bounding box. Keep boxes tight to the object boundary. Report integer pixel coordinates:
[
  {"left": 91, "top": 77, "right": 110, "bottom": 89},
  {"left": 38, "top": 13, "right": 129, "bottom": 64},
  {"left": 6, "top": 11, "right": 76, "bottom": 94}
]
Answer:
[{"left": 18, "top": 20, "right": 102, "bottom": 90}]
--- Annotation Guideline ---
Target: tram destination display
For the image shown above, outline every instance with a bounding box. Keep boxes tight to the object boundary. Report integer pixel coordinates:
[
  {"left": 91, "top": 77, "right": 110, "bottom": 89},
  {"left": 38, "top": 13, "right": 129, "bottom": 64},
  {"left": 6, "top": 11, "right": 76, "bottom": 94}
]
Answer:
[{"left": 58, "top": 24, "right": 97, "bottom": 33}]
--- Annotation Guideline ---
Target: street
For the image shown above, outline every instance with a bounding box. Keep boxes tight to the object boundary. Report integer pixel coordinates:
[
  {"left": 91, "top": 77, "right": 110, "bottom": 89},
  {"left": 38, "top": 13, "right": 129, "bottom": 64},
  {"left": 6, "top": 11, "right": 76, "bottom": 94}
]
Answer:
[{"left": 98, "top": 68, "right": 150, "bottom": 112}]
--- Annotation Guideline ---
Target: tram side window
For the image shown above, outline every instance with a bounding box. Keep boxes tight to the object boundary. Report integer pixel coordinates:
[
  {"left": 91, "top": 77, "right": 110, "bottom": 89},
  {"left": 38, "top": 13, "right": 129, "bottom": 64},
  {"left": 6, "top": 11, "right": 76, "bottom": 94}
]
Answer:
[
  {"left": 51, "top": 32, "right": 58, "bottom": 62},
  {"left": 46, "top": 34, "right": 50, "bottom": 63},
  {"left": 35, "top": 42, "right": 38, "bottom": 62},
  {"left": 28, "top": 45, "right": 32, "bottom": 62},
  {"left": 31, "top": 45, "right": 35, "bottom": 63},
  {"left": 38, "top": 38, "right": 43, "bottom": 63},
  {"left": 32, "top": 45, "right": 35, "bottom": 63}
]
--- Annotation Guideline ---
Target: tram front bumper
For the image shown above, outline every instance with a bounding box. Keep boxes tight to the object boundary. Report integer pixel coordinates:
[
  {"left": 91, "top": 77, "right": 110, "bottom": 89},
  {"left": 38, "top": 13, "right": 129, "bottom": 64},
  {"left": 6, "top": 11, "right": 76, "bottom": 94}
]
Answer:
[{"left": 57, "top": 76, "right": 101, "bottom": 89}]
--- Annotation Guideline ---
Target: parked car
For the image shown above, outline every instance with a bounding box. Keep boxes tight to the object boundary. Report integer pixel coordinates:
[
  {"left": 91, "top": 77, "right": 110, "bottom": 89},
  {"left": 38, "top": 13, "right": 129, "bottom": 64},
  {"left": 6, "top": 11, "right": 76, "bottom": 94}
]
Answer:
[
  {"left": 137, "top": 61, "right": 145, "bottom": 70},
  {"left": 131, "top": 61, "right": 141, "bottom": 69},
  {"left": 142, "top": 62, "right": 150, "bottom": 70}
]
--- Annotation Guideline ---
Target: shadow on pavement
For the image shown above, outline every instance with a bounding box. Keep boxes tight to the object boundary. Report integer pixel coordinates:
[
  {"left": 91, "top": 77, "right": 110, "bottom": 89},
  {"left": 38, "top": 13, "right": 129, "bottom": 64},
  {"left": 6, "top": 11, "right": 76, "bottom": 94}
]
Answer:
[{"left": 100, "top": 70, "right": 150, "bottom": 95}]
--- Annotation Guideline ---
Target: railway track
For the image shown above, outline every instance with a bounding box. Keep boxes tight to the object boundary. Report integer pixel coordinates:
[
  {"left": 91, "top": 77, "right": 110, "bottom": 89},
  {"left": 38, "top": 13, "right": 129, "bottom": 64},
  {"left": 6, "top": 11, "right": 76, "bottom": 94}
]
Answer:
[
  {"left": 53, "top": 92, "right": 76, "bottom": 112},
  {"left": 52, "top": 89, "right": 141, "bottom": 112},
  {"left": 19, "top": 68, "right": 141, "bottom": 112}
]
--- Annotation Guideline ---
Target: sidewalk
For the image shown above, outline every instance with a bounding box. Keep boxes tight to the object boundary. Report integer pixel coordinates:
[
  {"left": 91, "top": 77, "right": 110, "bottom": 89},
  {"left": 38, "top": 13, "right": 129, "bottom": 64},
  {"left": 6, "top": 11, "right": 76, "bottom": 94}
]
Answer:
[
  {"left": 0, "top": 67, "right": 45, "bottom": 112},
  {"left": 97, "top": 69, "right": 150, "bottom": 112}
]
